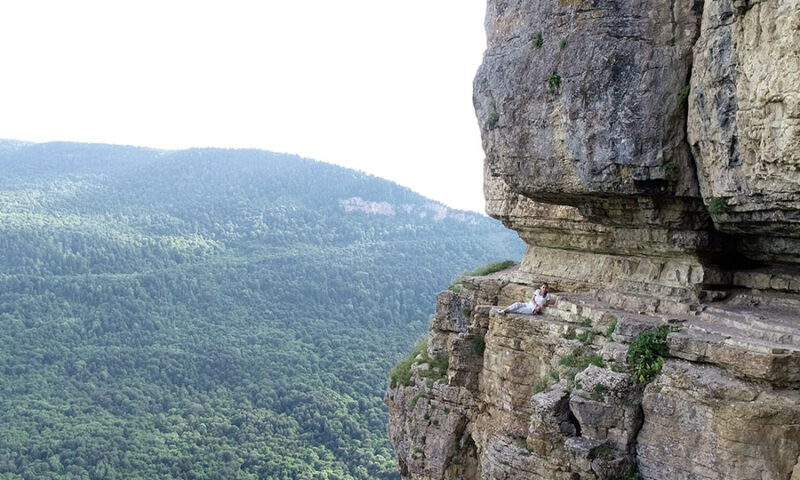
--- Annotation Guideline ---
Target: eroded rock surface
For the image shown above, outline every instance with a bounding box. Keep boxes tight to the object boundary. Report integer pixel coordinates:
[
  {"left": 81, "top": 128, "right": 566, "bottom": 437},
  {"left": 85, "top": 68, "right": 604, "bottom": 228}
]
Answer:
[
  {"left": 638, "top": 360, "right": 800, "bottom": 480},
  {"left": 690, "top": 0, "right": 800, "bottom": 249},
  {"left": 387, "top": 278, "right": 800, "bottom": 479},
  {"left": 387, "top": 0, "right": 800, "bottom": 478},
  {"left": 475, "top": 0, "right": 703, "bottom": 209}
]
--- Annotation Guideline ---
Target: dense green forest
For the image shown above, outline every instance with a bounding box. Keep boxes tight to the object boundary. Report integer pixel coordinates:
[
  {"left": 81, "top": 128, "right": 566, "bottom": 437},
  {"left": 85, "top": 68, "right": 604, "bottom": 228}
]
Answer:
[{"left": 0, "top": 140, "right": 524, "bottom": 479}]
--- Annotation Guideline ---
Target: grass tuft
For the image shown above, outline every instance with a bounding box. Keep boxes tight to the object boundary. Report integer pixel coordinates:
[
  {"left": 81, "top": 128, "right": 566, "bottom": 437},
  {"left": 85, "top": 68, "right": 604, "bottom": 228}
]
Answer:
[
  {"left": 533, "top": 32, "right": 543, "bottom": 48},
  {"left": 708, "top": 197, "right": 728, "bottom": 215},
  {"left": 469, "top": 260, "right": 515, "bottom": 276},
  {"left": 605, "top": 317, "right": 617, "bottom": 338}
]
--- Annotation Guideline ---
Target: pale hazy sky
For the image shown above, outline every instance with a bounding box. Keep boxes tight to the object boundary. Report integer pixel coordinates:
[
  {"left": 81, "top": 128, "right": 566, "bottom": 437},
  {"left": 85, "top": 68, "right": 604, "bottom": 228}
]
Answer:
[{"left": 0, "top": 1, "right": 490, "bottom": 213}]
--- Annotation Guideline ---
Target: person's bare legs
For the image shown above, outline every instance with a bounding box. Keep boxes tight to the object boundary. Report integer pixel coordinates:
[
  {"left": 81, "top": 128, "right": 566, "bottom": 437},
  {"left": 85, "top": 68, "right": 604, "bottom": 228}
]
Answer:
[{"left": 497, "top": 302, "right": 529, "bottom": 315}]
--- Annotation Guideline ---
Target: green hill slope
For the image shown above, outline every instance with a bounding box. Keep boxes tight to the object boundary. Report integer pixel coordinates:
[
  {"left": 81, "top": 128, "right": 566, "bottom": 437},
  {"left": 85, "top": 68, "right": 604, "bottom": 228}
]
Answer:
[{"left": 0, "top": 141, "right": 524, "bottom": 479}]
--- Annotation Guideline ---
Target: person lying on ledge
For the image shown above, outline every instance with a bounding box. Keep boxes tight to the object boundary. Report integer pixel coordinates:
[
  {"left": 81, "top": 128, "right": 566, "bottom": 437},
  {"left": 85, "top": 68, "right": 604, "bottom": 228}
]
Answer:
[{"left": 494, "top": 283, "right": 551, "bottom": 315}]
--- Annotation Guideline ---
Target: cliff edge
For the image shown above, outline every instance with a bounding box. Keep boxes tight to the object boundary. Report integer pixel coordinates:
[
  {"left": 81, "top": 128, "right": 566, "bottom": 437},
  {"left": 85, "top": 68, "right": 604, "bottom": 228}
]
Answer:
[{"left": 387, "top": 0, "right": 800, "bottom": 478}]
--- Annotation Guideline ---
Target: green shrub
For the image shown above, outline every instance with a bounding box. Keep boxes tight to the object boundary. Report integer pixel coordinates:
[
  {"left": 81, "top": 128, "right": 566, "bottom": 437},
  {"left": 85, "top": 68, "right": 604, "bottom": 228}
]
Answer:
[
  {"left": 471, "top": 337, "right": 486, "bottom": 355},
  {"left": 590, "top": 383, "right": 608, "bottom": 401},
  {"left": 418, "top": 351, "right": 450, "bottom": 384},
  {"left": 664, "top": 161, "right": 679, "bottom": 180},
  {"left": 469, "top": 260, "right": 515, "bottom": 276},
  {"left": 547, "top": 72, "right": 561, "bottom": 95},
  {"left": 409, "top": 392, "right": 428, "bottom": 410},
  {"left": 577, "top": 330, "right": 595, "bottom": 345},
  {"left": 389, "top": 339, "right": 427, "bottom": 388},
  {"left": 627, "top": 325, "right": 672, "bottom": 383},
  {"left": 559, "top": 349, "right": 605, "bottom": 386},
  {"left": 605, "top": 318, "right": 617, "bottom": 338},
  {"left": 449, "top": 259, "right": 514, "bottom": 290},
  {"left": 594, "top": 443, "right": 614, "bottom": 461},
  {"left": 533, "top": 32, "right": 543, "bottom": 48},
  {"left": 460, "top": 307, "right": 471, "bottom": 319},
  {"left": 680, "top": 85, "right": 690, "bottom": 100},
  {"left": 586, "top": 352, "right": 605, "bottom": 368},
  {"left": 389, "top": 339, "right": 449, "bottom": 388},
  {"left": 428, "top": 353, "right": 449, "bottom": 374},
  {"left": 532, "top": 377, "right": 549, "bottom": 394},
  {"left": 708, "top": 197, "right": 728, "bottom": 215},
  {"left": 560, "top": 350, "right": 604, "bottom": 369},
  {"left": 486, "top": 111, "right": 500, "bottom": 129},
  {"left": 617, "top": 474, "right": 643, "bottom": 480},
  {"left": 559, "top": 38, "right": 567, "bottom": 49}
]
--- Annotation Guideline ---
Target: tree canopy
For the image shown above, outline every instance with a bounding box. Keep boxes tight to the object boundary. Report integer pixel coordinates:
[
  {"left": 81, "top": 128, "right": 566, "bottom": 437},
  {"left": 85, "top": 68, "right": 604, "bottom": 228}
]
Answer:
[{"left": 0, "top": 141, "right": 525, "bottom": 479}]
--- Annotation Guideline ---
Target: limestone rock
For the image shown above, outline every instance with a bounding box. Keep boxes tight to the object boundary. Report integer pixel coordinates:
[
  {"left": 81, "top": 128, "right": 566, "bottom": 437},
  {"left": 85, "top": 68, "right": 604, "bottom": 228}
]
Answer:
[
  {"left": 570, "top": 366, "right": 642, "bottom": 453},
  {"left": 387, "top": 275, "right": 800, "bottom": 480},
  {"left": 637, "top": 360, "right": 800, "bottom": 480},
  {"left": 475, "top": 0, "right": 704, "bottom": 223},
  {"left": 385, "top": 382, "right": 476, "bottom": 480},
  {"left": 528, "top": 385, "right": 576, "bottom": 458},
  {"left": 689, "top": 0, "right": 800, "bottom": 252},
  {"left": 388, "top": 0, "right": 800, "bottom": 477}
]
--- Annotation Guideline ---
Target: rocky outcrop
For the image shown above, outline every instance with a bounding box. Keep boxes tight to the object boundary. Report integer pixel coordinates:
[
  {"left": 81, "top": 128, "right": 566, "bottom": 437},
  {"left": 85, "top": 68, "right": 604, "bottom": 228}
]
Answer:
[
  {"left": 388, "top": 0, "right": 799, "bottom": 478},
  {"left": 689, "top": 0, "right": 800, "bottom": 263},
  {"left": 638, "top": 360, "right": 800, "bottom": 480},
  {"left": 475, "top": 0, "right": 705, "bottom": 231},
  {"left": 475, "top": 0, "right": 800, "bottom": 293},
  {"left": 387, "top": 278, "right": 800, "bottom": 479}
]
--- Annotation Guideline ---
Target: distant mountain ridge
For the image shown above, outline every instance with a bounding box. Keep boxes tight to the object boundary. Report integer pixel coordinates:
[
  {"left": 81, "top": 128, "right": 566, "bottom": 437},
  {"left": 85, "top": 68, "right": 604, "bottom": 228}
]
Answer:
[{"left": 0, "top": 140, "right": 524, "bottom": 479}]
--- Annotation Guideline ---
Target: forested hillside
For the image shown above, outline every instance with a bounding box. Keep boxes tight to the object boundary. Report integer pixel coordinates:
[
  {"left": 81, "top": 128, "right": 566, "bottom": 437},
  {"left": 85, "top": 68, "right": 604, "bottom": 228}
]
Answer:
[{"left": 0, "top": 141, "right": 525, "bottom": 479}]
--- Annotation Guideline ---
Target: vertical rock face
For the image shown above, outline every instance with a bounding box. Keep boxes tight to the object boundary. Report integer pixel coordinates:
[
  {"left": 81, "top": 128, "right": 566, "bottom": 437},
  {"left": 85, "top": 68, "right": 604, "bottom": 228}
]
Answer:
[
  {"left": 689, "top": 0, "right": 800, "bottom": 262},
  {"left": 387, "top": 0, "right": 800, "bottom": 478},
  {"left": 638, "top": 360, "right": 800, "bottom": 480},
  {"left": 474, "top": 0, "right": 733, "bottom": 307},
  {"left": 476, "top": 0, "right": 800, "bottom": 279},
  {"left": 386, "top": 0, "right": 800, "bottom": 480},
  {"left": 387, "top": 279, "right": 800, "bottom": 480},
  {"left": 475, "top": 0, "right": 704, "bottom": 218}
]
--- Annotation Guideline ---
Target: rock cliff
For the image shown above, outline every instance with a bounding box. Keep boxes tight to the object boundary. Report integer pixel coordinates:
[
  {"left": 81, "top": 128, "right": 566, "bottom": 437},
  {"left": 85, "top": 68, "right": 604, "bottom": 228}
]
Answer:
[{"left": 387, "top": 0, "right": 800, "bottom": 478}]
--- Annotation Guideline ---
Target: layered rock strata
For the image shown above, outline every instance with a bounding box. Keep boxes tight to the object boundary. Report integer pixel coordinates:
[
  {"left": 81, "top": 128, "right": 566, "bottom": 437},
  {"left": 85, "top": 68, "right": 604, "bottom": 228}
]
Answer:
[
  {"left": 475, "top": 0, "right": 800, "bottom": 301},
  {"left": 386, "top": 272, "right": 800, "bottom": 479},
  {"left": 387, "top": 0, "right": 800, "bottom": 476},
  {"left": 690, "top": 0, "right": 800, "bottom": 262}
]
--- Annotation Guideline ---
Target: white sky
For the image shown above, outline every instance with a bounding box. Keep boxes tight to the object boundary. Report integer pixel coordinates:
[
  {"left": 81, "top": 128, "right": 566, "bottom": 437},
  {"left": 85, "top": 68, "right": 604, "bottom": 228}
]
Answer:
[{"left": 0, "top": 1, "right": 490, "bottom": 213}]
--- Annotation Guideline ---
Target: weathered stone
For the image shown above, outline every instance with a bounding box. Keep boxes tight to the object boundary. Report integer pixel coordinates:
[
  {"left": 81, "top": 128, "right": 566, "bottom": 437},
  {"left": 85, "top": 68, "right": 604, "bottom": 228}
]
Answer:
[
  {"left": 528, "top": 385, "right": 576, "bottom": 459},
  {"left": 385, "top": 382, "right": 475, "bottom": 480},
  {"left": 480, "top": 433, "right": 579, "bottom": 480},
  {"left": 689, "top": 0, "right": 800, "bottom": 250},
  {"left": 387, "top": 0, "right": 800, "bottom": 477},
  {"left": 388, "top": 277, "right": 800, "bottom": 479},
  {"left": 475, "top": 0, "right": 703, "bottom": 212},
  {"left": 638, "top": 360, "right": 800, "bottom": 480},
  {"left": 432, "top": 290, "right": 472, "bottom": 334},
  {"left": 570, "top": 366, "right": 642, "bottom": 453},
  {"left": 668, "top": 328, "right": 800, "bottom": 386},
  {"left": 669, "top": 300, "right": 800, "bottom": 386},
  {"left": 478, "top": 311, "right": 565, "bottom": 437}
]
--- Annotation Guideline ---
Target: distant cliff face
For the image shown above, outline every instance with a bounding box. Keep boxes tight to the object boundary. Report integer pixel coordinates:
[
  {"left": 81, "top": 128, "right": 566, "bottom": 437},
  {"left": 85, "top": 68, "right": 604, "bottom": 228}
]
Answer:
[{"left": 387, "top": 0, "right": 800, "bottom": 478}]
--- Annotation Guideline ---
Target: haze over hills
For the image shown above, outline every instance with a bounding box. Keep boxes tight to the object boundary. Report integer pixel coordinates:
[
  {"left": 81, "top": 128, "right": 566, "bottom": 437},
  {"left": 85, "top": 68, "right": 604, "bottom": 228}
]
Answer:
[{"left": 0, "top": 140, "right": 525, "bottom": 479}]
